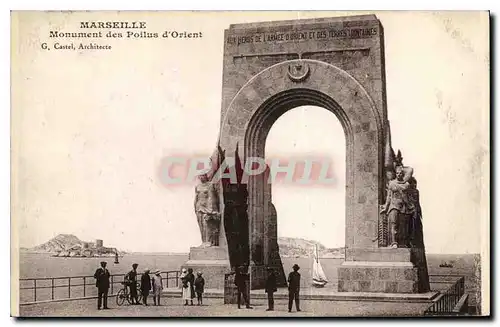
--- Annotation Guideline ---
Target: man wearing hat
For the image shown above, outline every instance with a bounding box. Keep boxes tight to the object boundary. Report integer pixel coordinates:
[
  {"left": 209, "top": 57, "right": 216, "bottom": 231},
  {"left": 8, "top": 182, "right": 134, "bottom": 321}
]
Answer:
[
  {"left": 288, "top": 264, "right": 301, "bottom": 312},
  {"left": 265, "top": 267, "right": 277, "bottom": 311},
  {"left": 234, "top": 265, "right": 253, "bottom": 309},
  {"left": 93, "top": 261, "right": 110, "bottom": 310},
  {"left": 125, "top": 263, "right": 140, "bottom": 305}
]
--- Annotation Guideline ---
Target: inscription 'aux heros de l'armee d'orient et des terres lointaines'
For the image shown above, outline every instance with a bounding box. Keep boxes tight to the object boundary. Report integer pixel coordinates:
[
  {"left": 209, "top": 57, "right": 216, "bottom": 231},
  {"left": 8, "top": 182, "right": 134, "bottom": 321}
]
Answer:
[{"left": 226, "top": 27, "right": 378, "bottom": 46}]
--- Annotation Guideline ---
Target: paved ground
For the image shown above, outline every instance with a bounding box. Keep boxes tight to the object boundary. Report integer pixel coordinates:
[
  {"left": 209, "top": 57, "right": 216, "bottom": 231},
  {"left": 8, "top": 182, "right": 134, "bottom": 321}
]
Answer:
[{"left": 19, "top": 297, "right": 430, "bottom": 317}]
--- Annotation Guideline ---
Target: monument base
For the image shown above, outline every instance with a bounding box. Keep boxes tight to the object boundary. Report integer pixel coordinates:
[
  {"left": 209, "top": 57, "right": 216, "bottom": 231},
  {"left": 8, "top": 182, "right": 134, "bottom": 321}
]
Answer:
[
  {"left": 182, "top": 246, "right": 231, "bottom": 290},
  {"left": 338, "top": 248, "right": 429, "bottom": 294},
  {"left": 249, "top": 264, "right": 287, "bottom": 290},
  {"left": 249, "top": 265, "right": 267, "bottom": 290}
]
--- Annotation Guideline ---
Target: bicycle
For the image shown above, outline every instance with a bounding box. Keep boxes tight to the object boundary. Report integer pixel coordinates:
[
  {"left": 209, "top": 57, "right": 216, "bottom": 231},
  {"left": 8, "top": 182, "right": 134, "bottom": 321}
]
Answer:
[{"left": 116, "top": 281, "right": 143, "bottom": 306}]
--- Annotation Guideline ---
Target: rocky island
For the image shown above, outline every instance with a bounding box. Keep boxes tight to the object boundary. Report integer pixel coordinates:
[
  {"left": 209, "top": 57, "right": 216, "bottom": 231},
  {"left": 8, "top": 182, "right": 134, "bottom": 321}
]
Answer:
[{"left": 24, "top": 234, "right": 124, "bottom": 258}]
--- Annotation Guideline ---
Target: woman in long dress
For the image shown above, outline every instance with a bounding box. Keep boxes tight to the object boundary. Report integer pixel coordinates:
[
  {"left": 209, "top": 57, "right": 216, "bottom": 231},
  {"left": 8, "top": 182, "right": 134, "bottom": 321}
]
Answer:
[
  {"left": 180, "top": 268, "right": 191, "bottom": 306},
  {"left": 186, "top": 268, "right": 196, "bottom": 305}
]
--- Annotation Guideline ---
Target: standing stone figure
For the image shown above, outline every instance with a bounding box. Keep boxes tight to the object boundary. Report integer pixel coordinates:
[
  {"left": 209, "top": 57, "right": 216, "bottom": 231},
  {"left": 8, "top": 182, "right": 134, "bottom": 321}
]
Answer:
[
  {"left": 407, "top": 177, "right": 423, "bottom": 247},
  {"left": 380, "top": 165, "right": 415, "bottom": 248},
  {"left": 194, "top": 173, "right": 221, "bottom": 247},
  {"left": 407, "top": 176, "right": 431, "bottom": 292}
]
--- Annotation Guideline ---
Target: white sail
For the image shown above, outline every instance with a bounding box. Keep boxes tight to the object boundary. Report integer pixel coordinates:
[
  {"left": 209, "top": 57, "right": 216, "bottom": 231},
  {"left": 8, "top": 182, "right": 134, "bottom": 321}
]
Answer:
[{"left": 312, "top": 244, "right": 328, "bottom": 287}]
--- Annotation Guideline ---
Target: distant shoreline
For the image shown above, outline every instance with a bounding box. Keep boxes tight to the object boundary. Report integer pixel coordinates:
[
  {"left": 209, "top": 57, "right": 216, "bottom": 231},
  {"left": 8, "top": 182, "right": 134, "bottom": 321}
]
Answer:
[
  {"left": 20, "top": 249, "right": 479, "bottom": 257},
  {"left": 20, "top": 250, "right": 189, "bottom": 256}
]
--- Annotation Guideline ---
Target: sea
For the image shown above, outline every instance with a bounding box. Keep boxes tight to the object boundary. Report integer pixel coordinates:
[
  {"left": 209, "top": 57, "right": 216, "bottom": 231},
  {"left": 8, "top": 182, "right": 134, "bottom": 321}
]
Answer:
[{"left": 18, "top": 252, "right": 480, "bottom": 308}]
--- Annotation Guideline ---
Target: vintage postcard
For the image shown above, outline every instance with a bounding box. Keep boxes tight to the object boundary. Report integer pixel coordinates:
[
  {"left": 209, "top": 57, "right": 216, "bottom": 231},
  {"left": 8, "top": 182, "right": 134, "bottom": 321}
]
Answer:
[{"left": 10, "top": 11, "right": 490, "bottom": 317}]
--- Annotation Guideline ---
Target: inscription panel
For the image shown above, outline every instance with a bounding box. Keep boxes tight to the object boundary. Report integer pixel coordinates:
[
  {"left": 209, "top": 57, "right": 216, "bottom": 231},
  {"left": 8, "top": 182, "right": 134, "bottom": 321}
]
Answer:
[
  {"left": 226, "top": 27, "right": 378, "bottom": 46},
  {"left": 220, "top": 15, "right": 386, "bottom": 126}
]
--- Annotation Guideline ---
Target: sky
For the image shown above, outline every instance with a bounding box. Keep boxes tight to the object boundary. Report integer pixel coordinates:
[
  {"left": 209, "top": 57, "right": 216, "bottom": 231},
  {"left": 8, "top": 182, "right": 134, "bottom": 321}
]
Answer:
[{"left": 12, "top": 11, "right": 489, "bottom": 254}]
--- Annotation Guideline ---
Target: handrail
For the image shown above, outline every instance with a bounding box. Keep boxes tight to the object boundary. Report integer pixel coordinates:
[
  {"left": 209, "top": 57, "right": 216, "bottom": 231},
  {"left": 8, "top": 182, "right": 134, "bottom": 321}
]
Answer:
[
  {"left": 424, "top": 276, "right": 465, "bottom": 316},
  {"left": 19, "top": 270, "right": 180, "bottom": 305}
]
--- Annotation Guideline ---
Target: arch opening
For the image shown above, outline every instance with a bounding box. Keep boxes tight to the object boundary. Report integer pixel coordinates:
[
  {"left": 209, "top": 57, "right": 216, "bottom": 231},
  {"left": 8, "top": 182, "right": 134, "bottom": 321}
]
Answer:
[
  {"left": 265, "top": 105, "right": 346, "bottom": 288},
  {"left": 244, "top": 90, "right": 353, "bottom": 285},
  {"left": 266, "top": 105, "right": 346, "bottom": 250}
]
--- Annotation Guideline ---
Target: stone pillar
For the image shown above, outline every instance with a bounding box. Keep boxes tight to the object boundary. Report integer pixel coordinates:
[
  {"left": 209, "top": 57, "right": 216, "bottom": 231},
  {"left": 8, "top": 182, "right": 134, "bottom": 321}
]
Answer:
[
  {"left": 260, "top": 170, "right": 287, "bottom": 288},
  {"left": 248, "top": 168, "right": 266, "bottom": 289}
]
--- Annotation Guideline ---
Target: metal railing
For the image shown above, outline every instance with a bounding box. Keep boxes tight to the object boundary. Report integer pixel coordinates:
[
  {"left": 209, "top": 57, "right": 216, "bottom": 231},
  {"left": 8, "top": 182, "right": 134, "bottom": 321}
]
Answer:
[
  {"left": 424, "top": 276, "right": 465, "bottom": 315},
  {"left": 19, "top": 270, "right": 180, "bottom": 305}
]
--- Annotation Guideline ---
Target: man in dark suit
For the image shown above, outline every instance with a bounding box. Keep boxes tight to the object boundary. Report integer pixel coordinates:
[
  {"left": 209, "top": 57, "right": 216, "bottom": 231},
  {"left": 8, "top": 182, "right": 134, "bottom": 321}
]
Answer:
[
  {"left": 125, "top": 263, "right": 140, "bottom": 305},
  {"left": 234, "top": 265, "right": 252, "bottom": 309},
  {"left": 94, "top": 261, "right": 110, "bottom": 310},
  {"left": 265, "top": 267, "right": 277, "bottom": 311},
  {"left": 288, "top": 264, "right": 301, "bottom": 313}
]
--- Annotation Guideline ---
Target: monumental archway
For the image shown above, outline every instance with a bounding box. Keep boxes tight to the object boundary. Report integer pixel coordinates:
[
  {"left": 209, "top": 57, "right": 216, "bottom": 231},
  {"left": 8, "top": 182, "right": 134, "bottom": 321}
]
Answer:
[
  {"left": 186, "top": 15, "right": 429, "bottom": 294},
  {"left": 219, "top": 59, "right": 384, "bottom": 287}
]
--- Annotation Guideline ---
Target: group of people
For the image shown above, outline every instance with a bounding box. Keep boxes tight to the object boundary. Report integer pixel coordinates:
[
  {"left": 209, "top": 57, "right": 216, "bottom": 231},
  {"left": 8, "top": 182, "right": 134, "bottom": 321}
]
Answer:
[
  {"left": 93, "top": 262, "right": 164, "bottom": 310},
  {"left": 124, "top": 263, "right": 164, "bottom": 306},
  {"left": 94, "top": 261, "right": 302, "bottom": 313},
  {"left": 179, "top": 268, "right": 206, "bottom": 306},
  {"left": 234, "top": 263, "right": 301, "bottom": 313}
]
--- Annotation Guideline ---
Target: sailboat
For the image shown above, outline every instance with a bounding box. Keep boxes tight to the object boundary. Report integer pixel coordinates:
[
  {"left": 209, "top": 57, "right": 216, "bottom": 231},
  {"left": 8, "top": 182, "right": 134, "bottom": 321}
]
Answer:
[{"left": 312, "top": 244, "right": 328, "bottom": 287}]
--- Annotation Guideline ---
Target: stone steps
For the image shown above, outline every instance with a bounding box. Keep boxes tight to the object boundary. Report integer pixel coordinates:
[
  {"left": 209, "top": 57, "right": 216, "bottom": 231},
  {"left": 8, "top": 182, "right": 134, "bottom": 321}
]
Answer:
[{"left": 162, "top": 287, "right": 439, "bottom": 303}]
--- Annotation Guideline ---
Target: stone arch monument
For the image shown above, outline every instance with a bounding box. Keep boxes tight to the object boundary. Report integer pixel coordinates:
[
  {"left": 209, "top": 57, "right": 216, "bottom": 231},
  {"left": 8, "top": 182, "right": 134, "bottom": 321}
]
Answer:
[{"left": 185, "top": 14, "right": 430, "bottom": 294}]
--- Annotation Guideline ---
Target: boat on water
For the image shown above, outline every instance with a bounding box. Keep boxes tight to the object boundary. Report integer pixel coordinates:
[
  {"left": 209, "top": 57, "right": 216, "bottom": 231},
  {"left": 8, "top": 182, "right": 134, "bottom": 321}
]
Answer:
[
  {"left": 114, "top": 251, "right": 120, "bottom": 264},
  {"left": 312, "top": 244, "right": 328, "bottom": 288}
]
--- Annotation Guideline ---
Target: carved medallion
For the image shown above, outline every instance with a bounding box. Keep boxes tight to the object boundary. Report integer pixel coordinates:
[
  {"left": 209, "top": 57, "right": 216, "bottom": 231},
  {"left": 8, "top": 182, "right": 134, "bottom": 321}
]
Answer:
[{"left": 287, "top": 61, "right": 310, "bottom": 82}]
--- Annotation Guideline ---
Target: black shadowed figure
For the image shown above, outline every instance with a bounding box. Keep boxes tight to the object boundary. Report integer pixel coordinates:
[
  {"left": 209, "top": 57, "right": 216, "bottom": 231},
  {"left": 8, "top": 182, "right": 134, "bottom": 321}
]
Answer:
[
  {"left": 288, "top": 264, "right": 301, "bottom": 312},
  {"left": 140, "top": 269, "right": 152, "bottom": 306},
  {"left": 234, "top": 266, "right": 253, "bottom": 309},
  {"left": 265, "top": 267, "right": 277, "bottom": 311}
]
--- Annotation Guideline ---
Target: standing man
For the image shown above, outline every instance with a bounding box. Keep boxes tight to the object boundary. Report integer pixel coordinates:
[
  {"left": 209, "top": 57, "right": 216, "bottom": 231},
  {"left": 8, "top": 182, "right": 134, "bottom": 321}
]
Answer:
[
  {"left": 93, "top": 261, "right": 110, "bottom": 310},
  {"left": 288, "top": 264, "right": 301, "bottom": 313},
  {"left": 125, "top": 263, "right": 140, "bottom": 305},
  {"left": 265, "top": 267, "right": 277, "bottom": 311},
  {"left": 234, "top": 266, "right": 253, "bottom": 309},
  {"left": 141, "top": 268, "right": 152, "bottom": 306}
]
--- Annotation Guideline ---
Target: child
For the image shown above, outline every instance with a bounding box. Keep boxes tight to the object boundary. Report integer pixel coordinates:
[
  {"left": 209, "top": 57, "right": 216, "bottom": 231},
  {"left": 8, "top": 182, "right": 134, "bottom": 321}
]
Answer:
[
  {"left": 151, "top": 270, "right": 163, "bottom": 306},
  {"left": 194, "top": 272, "right": 205, "bottom": 305}
]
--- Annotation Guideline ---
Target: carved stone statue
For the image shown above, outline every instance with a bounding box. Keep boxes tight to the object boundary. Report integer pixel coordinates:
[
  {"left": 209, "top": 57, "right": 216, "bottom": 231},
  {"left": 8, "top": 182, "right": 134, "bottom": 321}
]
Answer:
[
  {"left": 194, "top": 173, "right": 221, "bottom": 247},
  {"left": 380, "top": 165, "right": 415, "bottom": 248},
  {"left": 406, "top": 176, "right": 431, "bottom": 292},
  {"left": 407, "top": 177, "right": 423, "bottom": 247}
]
